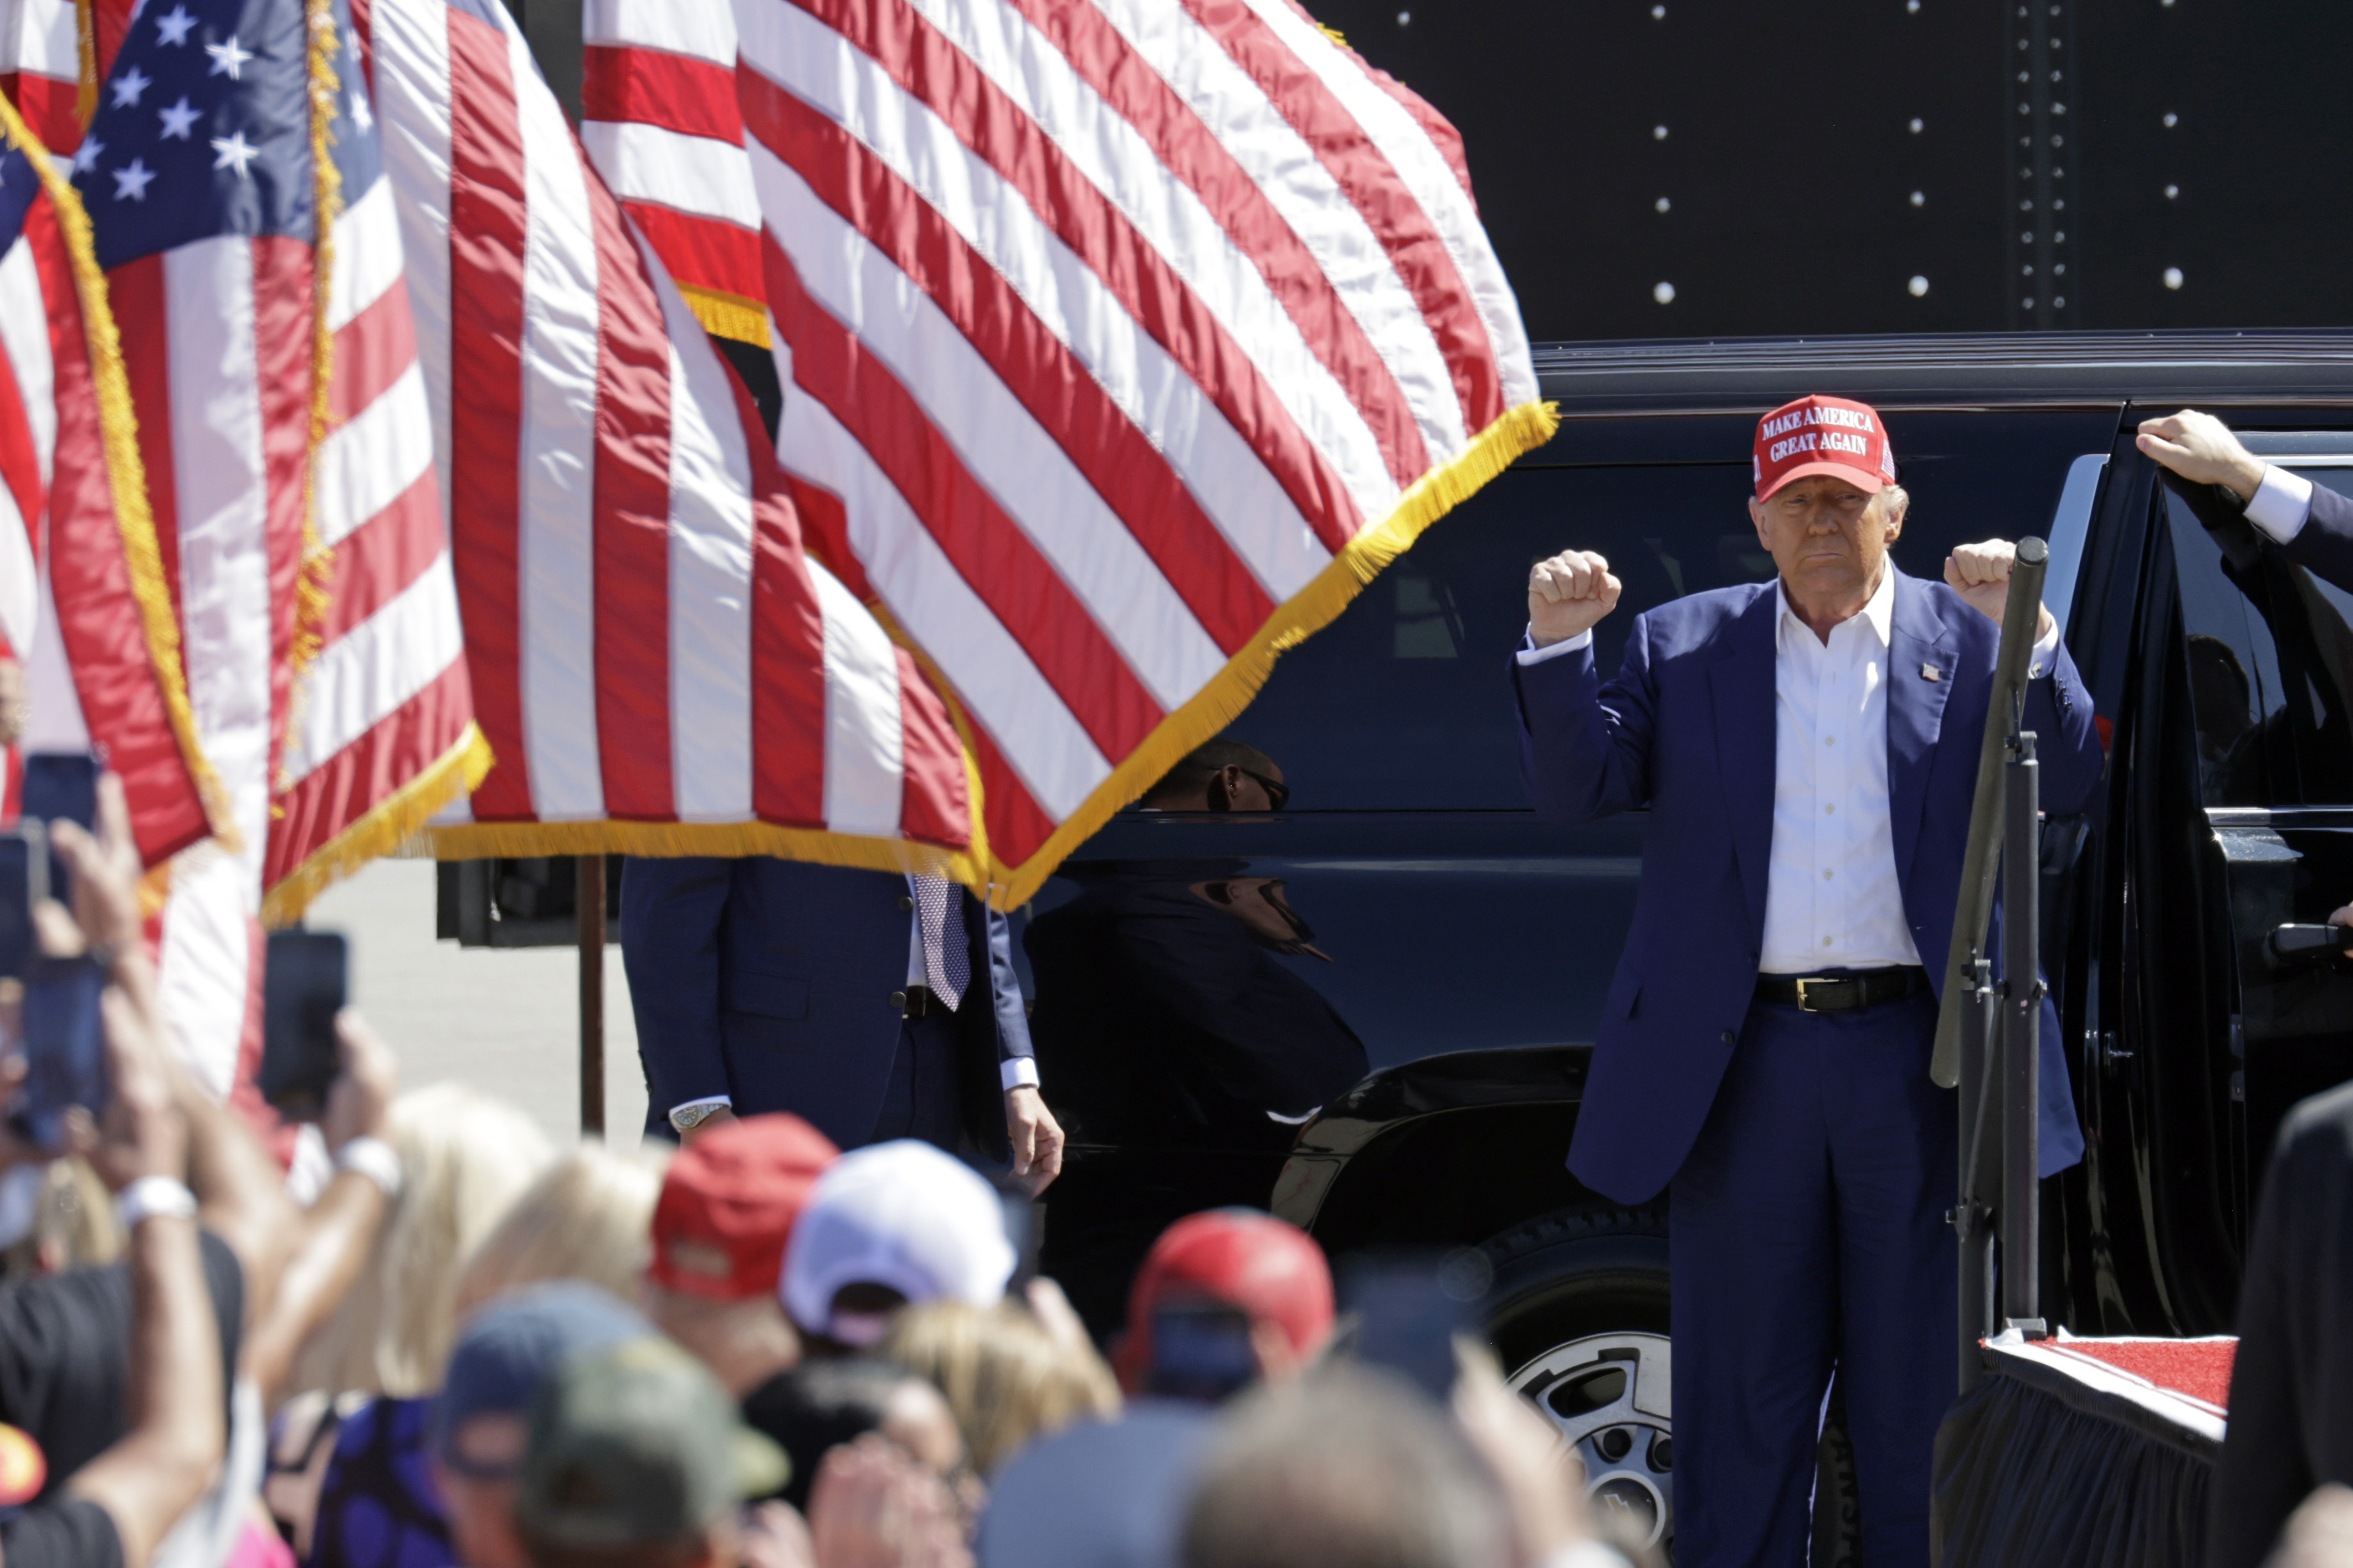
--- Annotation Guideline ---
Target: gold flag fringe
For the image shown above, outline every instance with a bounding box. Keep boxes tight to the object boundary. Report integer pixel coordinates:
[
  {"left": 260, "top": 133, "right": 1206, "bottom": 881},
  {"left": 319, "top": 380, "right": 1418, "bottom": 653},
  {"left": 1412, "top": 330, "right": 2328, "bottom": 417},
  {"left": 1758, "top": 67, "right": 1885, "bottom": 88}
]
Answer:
[
  {"left": 0, "top": 91, "right": 240, "bottom": 852},
  {"left": 71, "top": 0, "right": 95, "bottom": 128},
  {"left": 262, "top": 722, "right": 495, "bottom": 924},
  {"left": 419, "top": 399, "right": 1556, "bottom": 907},
  {"left": 678, "top": 284, "right": 772, "bottom": 348},
  {"left": 286, "top": 0, "right": 341, "bottom": 691},
  {"left": 425, "top": 814, "right": 985, "bottom": 891},
  {"left": 985, "top": 396, "right": 1560, "bottom": 910}
]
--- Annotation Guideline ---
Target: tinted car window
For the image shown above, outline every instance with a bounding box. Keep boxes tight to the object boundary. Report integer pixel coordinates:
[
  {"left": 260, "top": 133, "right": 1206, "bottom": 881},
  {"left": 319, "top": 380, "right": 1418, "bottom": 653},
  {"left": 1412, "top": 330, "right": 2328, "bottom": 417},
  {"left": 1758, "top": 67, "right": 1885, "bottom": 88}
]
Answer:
[
  {"left": 1237, "top": 409, "right": 2120, "bottom": 810},
  {"left": 2166, "top": 486, "right": 2288, "bottom": 806},
  {"left": 2167, "top": 465, "right": 2353, "bottom": 806}
]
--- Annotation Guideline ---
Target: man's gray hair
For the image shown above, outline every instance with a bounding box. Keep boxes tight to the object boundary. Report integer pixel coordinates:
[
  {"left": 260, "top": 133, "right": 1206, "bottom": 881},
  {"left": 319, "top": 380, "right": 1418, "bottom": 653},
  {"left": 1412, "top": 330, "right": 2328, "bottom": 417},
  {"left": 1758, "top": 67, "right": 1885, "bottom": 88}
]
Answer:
[{"left": 1181, "top": 1367, "right": 1512, "bottom": 1568}]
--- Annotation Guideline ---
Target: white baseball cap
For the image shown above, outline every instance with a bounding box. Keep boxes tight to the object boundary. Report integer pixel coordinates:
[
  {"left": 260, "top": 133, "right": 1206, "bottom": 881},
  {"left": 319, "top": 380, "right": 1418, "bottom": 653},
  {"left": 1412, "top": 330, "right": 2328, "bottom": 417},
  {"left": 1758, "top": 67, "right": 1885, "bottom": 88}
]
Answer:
[{"left": 780, "top": 1140, "right": 1016, "bottom": 1344}]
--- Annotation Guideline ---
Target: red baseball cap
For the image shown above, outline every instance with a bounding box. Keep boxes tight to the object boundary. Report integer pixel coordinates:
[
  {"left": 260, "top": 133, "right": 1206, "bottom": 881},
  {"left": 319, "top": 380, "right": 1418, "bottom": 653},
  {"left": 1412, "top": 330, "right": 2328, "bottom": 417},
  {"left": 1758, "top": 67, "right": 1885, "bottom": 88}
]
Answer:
[
  {"left": 1114, "top": 1210, "right": 1334, "bottom": 1393},
  {"left": 1752, "top": 394, "right": 1896, "bottom": 500},
  {"left": 648, "top": 1113, "right": 839, "bottom": 1302}
]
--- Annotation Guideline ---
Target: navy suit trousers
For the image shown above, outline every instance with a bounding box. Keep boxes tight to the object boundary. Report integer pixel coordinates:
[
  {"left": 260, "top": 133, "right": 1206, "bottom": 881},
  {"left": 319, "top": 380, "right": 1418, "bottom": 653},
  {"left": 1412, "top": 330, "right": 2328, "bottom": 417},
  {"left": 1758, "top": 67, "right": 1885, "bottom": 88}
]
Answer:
[
  {"left": 1670, "top": 989, "right": 1954, "bottom": 1568},
  {"left": 875, "top": 1011, "right": 963, "bottom": 1151}
]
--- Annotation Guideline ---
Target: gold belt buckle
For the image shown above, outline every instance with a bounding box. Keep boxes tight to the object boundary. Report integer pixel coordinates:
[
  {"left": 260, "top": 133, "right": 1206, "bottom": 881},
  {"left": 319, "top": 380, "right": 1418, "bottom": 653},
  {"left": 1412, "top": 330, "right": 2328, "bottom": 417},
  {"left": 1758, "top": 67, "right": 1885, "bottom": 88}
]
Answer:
[{"left": 1796, "top": 978, "right": 1823, "bottom": 1012}]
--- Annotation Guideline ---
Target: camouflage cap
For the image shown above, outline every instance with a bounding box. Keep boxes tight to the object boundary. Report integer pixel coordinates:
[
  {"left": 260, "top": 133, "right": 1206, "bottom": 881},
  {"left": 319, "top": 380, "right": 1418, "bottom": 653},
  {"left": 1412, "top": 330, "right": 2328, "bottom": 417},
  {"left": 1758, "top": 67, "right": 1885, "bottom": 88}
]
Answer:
[{"left": 514, "top": 1337, "right": 789, "bottom": 1549}]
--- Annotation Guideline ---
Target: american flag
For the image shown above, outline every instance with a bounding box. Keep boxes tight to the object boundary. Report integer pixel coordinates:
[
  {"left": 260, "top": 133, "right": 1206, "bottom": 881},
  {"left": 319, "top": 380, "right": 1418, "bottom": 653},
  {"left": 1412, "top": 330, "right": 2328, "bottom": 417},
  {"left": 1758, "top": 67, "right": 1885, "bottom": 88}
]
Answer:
[
  {"left": 71, "top": 0, "right": 481, "bottom": 1093},
  {"left": 0, "top": 0, "right": 84, "bottom": 157},
  {"left": 0, "top": 101, "right": 226, "bottom": 866},
  {"left": 591, "top": 0, "right": 1551, "bottom": 906},
  {"left": 580, "top": 0, "right": 765, "bottom": 346},
  {"left": 366, "top": 0, "right": 976, "bottom": 872}
]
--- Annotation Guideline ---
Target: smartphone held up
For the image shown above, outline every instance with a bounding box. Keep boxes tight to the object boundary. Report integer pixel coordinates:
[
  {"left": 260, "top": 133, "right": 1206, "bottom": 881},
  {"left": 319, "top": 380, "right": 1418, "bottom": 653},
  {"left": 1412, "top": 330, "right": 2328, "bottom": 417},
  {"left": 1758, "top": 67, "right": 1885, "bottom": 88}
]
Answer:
[
  {"left": 1, "top": 769, "right": 111, "bottom": 1149},
  {"left": 261, "top": 930, "right": 348, "bottom": 1122}
]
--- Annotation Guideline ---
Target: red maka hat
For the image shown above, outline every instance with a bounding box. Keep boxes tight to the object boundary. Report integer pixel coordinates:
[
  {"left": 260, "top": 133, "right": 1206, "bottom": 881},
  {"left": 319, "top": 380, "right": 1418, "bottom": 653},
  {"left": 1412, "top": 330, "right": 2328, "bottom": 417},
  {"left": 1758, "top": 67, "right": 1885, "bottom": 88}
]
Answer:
[
  {"left": 648, "top": 1113, "right": 839, "bottom": 1302},
  {"left": 1114, "top": 1210, "right": 1334, "bottom": 1392},
  {"left": 1752, "top": 394, "right": 1896, "bottom": 500}
]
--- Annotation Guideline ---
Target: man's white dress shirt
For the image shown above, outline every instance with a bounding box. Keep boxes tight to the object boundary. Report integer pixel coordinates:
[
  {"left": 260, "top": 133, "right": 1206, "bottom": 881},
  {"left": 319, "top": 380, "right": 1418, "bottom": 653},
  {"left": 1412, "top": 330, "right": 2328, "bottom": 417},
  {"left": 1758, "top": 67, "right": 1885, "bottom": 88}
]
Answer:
[
  {"left": 1755, "top": 569, "right": 1920, "bottom": 974},
  {"left": 2244, "top": 465, "right": 2318, "bottom": 543},
  {"left": 1520, "top": 563, "right": 2059, "bottom": 977}
]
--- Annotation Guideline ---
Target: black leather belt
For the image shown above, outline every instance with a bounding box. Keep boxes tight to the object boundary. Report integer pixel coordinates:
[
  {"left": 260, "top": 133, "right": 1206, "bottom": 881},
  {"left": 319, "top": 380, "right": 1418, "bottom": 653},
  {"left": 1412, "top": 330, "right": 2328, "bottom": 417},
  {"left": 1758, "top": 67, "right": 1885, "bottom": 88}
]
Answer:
[
  {"left": 889, "top": 984, "right": 944, "bottom": 1019},
  {"left": 1755, "top": 966, "right": 1929, "bottom": 1014}
]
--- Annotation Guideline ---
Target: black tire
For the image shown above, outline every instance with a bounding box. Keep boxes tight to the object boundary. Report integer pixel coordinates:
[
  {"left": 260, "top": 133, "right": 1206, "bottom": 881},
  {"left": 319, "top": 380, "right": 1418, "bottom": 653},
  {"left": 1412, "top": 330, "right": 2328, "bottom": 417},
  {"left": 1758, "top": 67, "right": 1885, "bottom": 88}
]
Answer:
[
  {"left": 1482, "top": 1204, "right": 1672, "bottom": 1371},
  {"left": 1478, "top": 1205, "right": 1862, "bottom": 1568}
]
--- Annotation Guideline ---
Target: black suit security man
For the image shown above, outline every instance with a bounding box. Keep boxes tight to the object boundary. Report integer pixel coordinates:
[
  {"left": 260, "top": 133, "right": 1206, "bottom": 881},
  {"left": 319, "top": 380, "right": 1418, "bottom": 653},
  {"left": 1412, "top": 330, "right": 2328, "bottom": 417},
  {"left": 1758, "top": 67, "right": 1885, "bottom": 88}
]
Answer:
[{"left": 2137, "top": 410, "right": 2353, "bottom": 1567}]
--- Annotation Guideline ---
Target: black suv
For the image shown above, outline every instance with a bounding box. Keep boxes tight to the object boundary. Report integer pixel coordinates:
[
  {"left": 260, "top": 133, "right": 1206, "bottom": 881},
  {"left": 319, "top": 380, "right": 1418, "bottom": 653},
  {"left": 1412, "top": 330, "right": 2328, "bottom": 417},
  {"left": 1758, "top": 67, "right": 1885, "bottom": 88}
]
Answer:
[{"left": 1016, "top": 331, "right": 2353, "bottom": 1557}]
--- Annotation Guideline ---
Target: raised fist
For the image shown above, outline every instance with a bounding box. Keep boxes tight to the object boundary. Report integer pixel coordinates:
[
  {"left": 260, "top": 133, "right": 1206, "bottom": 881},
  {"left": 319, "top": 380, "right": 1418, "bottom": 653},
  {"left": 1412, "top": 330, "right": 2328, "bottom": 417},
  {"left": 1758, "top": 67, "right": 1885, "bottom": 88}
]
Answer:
[
  {"left": 1527, "top": 549, "right": 1622, "bottom": 647},
  {"left": 1945, "top": 538, "right": 2057, "bottom": 640}
]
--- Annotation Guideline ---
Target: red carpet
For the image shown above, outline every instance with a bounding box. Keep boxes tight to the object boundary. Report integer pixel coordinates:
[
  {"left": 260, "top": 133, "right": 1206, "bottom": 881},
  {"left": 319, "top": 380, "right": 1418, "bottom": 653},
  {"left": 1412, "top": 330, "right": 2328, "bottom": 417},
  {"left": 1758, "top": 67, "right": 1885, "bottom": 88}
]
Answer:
[{"left": 2043, "top": 1336, "right": 2238, "bottom": 1410}]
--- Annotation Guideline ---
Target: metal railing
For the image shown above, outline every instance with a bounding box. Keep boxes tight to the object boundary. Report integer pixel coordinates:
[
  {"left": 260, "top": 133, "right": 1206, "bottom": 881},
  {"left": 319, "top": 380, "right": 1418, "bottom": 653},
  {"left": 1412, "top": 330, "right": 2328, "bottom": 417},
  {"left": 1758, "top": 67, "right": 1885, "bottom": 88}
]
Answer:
[{"left": 1931, "top": 536, "right": 2050, "bottom": 1392}]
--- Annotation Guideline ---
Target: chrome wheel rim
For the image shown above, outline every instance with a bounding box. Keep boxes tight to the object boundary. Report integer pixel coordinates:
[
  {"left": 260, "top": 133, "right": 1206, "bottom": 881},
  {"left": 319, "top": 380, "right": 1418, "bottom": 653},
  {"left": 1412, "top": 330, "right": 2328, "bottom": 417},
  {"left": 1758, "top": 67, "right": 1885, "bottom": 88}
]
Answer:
[{"left": 1505, "top": 1330, "right": 1673, "bottom": 1554}]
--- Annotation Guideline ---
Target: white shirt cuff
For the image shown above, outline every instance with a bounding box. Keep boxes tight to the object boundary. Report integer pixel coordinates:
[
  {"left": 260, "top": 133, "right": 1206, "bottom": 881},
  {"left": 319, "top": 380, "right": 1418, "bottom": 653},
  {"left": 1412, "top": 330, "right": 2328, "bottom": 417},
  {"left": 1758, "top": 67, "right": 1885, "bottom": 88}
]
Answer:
[
  {"left": 1516, "top": 626, "right": 1591, "bottom": 666},
  {"left": 2027, "top": 618, "right": 2061, "bottom": 681},
  {"left": 332, "top": 1135, "right": 404, "bottom": 1200},
  {"left": 1001, "top": 1058, "right": 1040, "bottom": 1092},
  {"left": 2245, "top": 464, "right": 2316, "bottom": 543},
  {"left": 669, "top": 1094, "right": 733, "bottom": 1118}
]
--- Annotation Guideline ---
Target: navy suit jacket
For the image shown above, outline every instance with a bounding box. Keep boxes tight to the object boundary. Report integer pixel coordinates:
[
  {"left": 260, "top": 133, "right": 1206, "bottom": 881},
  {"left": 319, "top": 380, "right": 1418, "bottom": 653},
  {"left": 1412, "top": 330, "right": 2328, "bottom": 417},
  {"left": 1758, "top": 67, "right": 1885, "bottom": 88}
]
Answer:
[
  {"left": 619, "top": 858, "right": 1034, "bottom": 1156},
  {"left": 1513, "top": 570, "right": 2105, "bottom": 1205},
  {"left": 2283, "top": 475, "right": 2353, "bottom": 590}
]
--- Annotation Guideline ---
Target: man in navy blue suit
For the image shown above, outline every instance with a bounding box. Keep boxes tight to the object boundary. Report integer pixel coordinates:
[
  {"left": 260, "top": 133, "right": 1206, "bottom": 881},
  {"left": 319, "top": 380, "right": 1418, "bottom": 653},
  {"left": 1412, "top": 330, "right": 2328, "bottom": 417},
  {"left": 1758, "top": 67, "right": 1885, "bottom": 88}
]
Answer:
[
  {"left": 1513, "top": 395, "right": 2105, "bottom": 1566},
  {"left": 619, "top": 861, "right": 1063, "bottom": 1190}
]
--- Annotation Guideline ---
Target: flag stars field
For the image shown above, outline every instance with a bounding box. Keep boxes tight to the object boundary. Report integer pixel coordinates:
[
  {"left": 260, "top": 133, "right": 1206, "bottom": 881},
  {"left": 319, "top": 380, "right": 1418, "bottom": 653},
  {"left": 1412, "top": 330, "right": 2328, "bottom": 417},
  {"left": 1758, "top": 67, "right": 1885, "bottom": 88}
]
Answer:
[
  {"left": 111, "top": 158, "right": 155, "bottom": 201},
  {"left": 210, "top": 132, "right": 255, "bottom": 178},
  {"left": 111, "top": 67, "right": 151, "bottom": 107},
  {"left": 204, "top": 35, "right": 250, "bottom": 80},
  {"left": 155, "top": 5, "right": 197, "bottom": 45},
  {"left": 159, "top": 97, "right": 198, "bottom": 140}
]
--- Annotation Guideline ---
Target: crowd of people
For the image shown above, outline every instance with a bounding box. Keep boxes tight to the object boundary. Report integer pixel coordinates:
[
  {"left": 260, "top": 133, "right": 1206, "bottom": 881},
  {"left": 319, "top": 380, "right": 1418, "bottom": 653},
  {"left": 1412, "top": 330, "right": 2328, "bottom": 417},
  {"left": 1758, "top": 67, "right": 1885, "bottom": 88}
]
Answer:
[
  {"left": 6, "top": 402, "right": 2353, "bottom": 1568},
  {"left": 0, "top": 772, "right": 1639, "bottom": 1568}
]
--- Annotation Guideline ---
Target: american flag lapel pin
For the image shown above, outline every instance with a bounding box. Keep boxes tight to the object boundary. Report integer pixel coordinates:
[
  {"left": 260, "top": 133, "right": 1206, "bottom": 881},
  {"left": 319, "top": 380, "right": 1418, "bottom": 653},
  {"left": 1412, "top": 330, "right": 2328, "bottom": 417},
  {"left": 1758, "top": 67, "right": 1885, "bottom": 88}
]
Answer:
[{"left": 1921, "top": 664, "right": 1941, "bottom": 682}]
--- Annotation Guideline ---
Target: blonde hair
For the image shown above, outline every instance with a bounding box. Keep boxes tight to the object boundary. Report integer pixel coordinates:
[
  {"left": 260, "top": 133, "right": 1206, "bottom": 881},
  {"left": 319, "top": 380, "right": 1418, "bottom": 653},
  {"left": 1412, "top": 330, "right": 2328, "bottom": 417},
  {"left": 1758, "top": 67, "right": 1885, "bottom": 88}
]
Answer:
[
  {"left": 0, "top": 1158, "right": 123, "bottom": 1276},
  {"left": 881, "top": 1299, "right": 1120, "bottom": 1475},
  {"left": 291, "top": 1083, "right": 555, "bottom": 1397},
  {"left": 452, "top": 1143, "right": 666, "bottom": 1320}
]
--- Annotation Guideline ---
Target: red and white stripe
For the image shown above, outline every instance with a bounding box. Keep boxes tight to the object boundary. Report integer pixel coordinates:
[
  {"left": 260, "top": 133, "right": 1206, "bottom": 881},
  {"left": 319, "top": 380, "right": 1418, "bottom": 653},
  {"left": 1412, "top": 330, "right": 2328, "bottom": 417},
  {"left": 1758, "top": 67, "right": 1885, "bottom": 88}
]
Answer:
[
  {"left": 368, "top": 0, "right": 971, "bottom": 853},
  {"left": 109, "top": 155, "right": 473, "bottom": 1088},
  {"left": 264, "top": 161, "right": 477, "bottom": 908},
  {"left": 735, "top": 0, "right": 1542, "bottom": 891},
  {"left": 115, "top": 228, "right": 308, "bottom": 1093},
  {"left": 0, "top": 0, "right": 80, "bottom": 161},
  {"left": 580, "top": 0, "right": 766, "bottom": 339},
  {"left": 0, "top": 172, "right": 217, "bottom": 867}
]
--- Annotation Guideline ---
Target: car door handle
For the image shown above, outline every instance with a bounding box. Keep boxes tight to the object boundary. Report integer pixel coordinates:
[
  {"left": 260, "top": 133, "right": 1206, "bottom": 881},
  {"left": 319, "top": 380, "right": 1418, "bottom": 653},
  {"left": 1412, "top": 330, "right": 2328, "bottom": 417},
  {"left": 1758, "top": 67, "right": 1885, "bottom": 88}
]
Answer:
[{"left": 2268, "top": 924, "right": 2353, "bottom": 964}]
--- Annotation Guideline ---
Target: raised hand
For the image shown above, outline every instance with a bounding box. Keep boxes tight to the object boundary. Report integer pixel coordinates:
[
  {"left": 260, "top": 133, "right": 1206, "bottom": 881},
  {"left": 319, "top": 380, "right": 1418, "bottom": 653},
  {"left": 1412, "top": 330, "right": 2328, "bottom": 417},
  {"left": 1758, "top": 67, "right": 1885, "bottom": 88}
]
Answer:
[
  {"left": 2135, "top": 409, "right": 2266, "bottom": 501},
  {"left": 320, "top": 1010, "right": 399, "bottom": 1156},
  {"left": 1945, "top": 538, "right": 2057, "bottom": 639},
  {"left": 1526, "top": 549, "right": 1622, "bottom": 647}
]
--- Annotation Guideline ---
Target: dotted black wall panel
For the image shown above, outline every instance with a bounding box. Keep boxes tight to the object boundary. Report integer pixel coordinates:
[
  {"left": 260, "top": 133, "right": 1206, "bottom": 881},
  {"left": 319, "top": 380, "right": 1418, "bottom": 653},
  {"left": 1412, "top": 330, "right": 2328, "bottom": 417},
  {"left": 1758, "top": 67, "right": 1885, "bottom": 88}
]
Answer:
[{"left": 1307, "top": 0, "right": 2353, "bottom": 340}]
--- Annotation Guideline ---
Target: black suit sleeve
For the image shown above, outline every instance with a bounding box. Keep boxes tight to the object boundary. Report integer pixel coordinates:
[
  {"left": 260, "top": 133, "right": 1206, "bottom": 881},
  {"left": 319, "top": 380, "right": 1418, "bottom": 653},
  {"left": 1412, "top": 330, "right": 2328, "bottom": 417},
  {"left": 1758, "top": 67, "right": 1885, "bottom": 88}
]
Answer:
[
  {"left": 2206, "top": 1087, "right": 2353, "bottom": 1568},
  {"left": 2284, "top": 477, "right": 2353, "bottom": 595}
]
